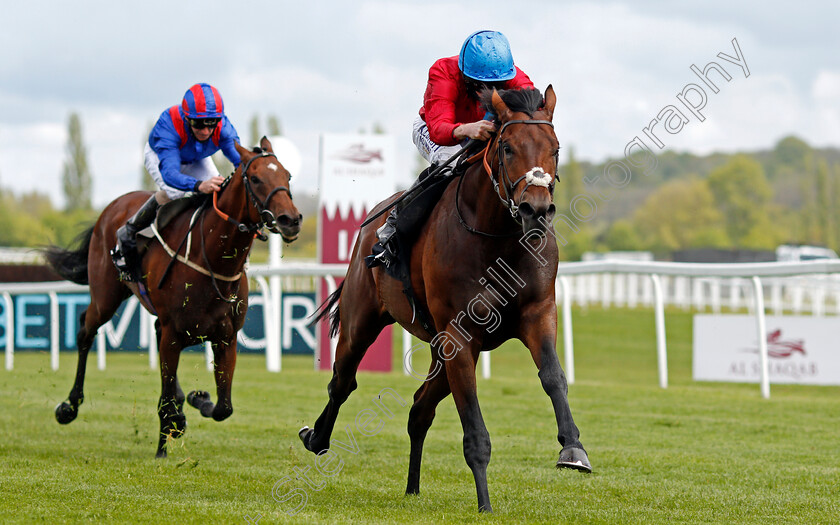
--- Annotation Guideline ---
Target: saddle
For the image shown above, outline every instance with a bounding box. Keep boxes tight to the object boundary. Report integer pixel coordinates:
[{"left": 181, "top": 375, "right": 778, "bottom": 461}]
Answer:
[
  {"left": 378, "top": 168, "right": 462, "bottom": 337},
  {"left": 136, "top": 194, "right": 208, "bottom": 254}
]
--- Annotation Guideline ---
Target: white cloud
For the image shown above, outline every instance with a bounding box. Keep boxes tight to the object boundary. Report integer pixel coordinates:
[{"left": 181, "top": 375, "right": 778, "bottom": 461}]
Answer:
[
  {"left": 811, "top": 70, "right": 840, "bottom": 145},
  {"left": 1, "top": 1, "right": 839, "bottom": 208},
  {"left": 0, "top": 122, "right": 66, "bottom": 205}
]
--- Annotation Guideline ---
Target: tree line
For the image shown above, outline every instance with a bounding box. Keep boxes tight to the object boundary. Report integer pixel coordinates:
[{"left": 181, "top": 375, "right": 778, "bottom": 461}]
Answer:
[
  {"left": 553, "top": 136, "right": 840, "bottom": 260},
  {"left": 0, "top": 113, "right": 286, "bottom": 249},
  {"left": 2, "top": 114, "right": 838, "bottom": 262}
]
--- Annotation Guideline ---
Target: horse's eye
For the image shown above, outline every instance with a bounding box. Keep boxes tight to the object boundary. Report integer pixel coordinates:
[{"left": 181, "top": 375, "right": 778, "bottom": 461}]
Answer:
[
  {"left": 502, "top": 143, "right": 513, "bottom": 156},
  {"left": 251, "top": 176, "right": 263, "bottom": 185}
]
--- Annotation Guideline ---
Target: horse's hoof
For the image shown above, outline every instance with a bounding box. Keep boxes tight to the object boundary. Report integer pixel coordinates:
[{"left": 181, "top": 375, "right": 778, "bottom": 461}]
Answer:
[
  {"left": 298, "top": 426, "right": 315, "bottom": 452},
  {"left": 169, "top": 414, "right": 187, "bottom": 439},
  {"left": 557, "top": 447, "right": 592, "bottom": 473},
  {"left": 55, "top": 402, "right": 78, "bottom": 424},
  {"left": 155, "top": 449, "right": 167, "bottom": 459},
  {"left": 187, "top": 390, "right": 210, "bottom": 408}
]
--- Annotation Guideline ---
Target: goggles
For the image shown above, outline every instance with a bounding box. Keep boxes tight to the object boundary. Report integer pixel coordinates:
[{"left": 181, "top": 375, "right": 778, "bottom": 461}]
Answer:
[{"left": 189, "top": 118, "right": 221, "bottom": 130}]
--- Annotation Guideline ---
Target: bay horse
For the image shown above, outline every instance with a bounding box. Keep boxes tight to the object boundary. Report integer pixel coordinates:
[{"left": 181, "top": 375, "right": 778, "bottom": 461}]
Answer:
[
  {"left": 45, "top": 136, "right": 301, "bottom": 458},
  {"left": 301, "top": 87, "right": 590, "bottom": 511}
]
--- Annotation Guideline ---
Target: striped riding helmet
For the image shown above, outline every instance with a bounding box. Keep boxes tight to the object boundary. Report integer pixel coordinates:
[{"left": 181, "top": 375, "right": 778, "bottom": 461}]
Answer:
[{"left": 181, "top": 83, "right": 225, "bottom": 119}]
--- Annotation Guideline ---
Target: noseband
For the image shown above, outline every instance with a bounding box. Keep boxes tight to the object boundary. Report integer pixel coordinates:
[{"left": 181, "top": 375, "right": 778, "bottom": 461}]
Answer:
[
  {"left": 214, "top": 150, "right": 293, "bottom": 239},
  {"left": 483, "top": 119, "right": 556, "bottom": 222}
]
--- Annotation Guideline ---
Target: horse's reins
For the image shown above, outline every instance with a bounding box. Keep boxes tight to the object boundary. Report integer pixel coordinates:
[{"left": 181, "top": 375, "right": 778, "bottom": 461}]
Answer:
[
  {"left": 487, "top": 119, "right": 556, "bottom": 217},
  {"left": 456, "top": 118, "right": 556, "bottom": 237},
  {"left": 157, "top": 149, "right": 293, "bottom": 302},
  {"left": 213, "top": 150, "right": 293, "bottom": 241},
  {"left": 359, "top": 141, "right": 478, "bottom": 229}
]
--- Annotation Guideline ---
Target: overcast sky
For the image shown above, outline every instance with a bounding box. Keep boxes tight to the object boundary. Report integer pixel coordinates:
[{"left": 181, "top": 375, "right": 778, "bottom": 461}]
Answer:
[{"left": 1, "top": 1, "right": 837, "bottom": 208}]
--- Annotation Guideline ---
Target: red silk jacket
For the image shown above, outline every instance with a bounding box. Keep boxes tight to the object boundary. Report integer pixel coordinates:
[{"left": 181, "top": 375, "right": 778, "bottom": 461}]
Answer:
[{"left": 419, "top": 56, "right": 534, "bottom": 146}]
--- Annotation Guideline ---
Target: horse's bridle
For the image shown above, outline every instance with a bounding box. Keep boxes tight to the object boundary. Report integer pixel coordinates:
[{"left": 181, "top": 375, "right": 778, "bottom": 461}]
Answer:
[
  {"left": 483, "top": 119, "right": 557, "bottom": 223},
  {"left": 214, "top": 150, "right": 293, "bottom": 240},
  {"left": 196, "top": 150, "right": 293, "bottom": 302}
]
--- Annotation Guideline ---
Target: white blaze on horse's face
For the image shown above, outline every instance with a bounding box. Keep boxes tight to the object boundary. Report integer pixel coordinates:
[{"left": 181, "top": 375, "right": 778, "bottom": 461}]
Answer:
[
  {"left": 267, "top": 163, "right": 279, "bottom": 172},
  {"left": 524, "top": 167, "right": 552, "bottom": 188}
]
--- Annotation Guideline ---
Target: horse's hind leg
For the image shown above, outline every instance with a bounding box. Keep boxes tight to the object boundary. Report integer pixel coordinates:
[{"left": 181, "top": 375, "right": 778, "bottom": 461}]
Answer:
[
  {"left": 521, "top": 305, "right": 591, "bottom": 472},
  {"left": 54, "top": 311, "right": 95, "bottom": 423},
  {"left": 55, "top": 289, "right": 129, "bottom": 424},
  {"left": 300, "top": 303, "right": 388, "bottom": 455},
  {"left": 406, "top": 358, "right": 450, "bottom": 495},
  {"left": 187, "top": 337, "right": 236, "bottom": 422}
]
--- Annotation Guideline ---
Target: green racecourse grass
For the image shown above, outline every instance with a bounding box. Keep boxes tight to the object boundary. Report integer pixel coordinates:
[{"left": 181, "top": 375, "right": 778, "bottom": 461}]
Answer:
[{"left": 1, "top": 307, "right": 838, "bottom": 524}]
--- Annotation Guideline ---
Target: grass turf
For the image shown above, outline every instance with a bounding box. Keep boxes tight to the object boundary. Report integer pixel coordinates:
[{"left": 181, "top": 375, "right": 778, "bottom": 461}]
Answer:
[{"left": 1, "top": 307, "right": 838, "bottom": 524}]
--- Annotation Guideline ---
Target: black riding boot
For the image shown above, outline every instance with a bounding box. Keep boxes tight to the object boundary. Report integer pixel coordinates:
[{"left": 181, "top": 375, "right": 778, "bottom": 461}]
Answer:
[
  {"left": 112, "top": 195, "right": 160, "bottom": 281},
  {"left": 367, "top": 165, "right": 437, "bottom": 268}
]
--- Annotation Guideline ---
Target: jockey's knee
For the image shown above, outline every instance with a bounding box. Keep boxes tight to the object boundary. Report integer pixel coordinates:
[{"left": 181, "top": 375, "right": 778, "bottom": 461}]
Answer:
[{"left": 154, "top": 190, "right": 171, "bottom": 204}]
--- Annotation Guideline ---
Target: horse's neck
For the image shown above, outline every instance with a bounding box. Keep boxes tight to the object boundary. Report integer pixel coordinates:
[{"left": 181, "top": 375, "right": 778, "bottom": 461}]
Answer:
[
  {"left": 196, "top": 186, "right": 257, "bottom": 271},
  {"left": 458, "top": 163, "right": 518, "bottom": 235}
]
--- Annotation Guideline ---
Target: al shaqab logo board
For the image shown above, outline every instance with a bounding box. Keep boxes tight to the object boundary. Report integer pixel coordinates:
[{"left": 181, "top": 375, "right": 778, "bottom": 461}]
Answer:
[
  {"left": 331, "top": 144, "right": 383, "bottom": 164},
  {"left": 741, "top": 329, "right": 806, "bottom": 358}
]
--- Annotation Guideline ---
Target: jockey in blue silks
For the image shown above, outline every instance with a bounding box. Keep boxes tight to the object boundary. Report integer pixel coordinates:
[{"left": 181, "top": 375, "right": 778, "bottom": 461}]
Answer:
[{"left": 112, "top": 83, "right": 242, "bottom": 281}]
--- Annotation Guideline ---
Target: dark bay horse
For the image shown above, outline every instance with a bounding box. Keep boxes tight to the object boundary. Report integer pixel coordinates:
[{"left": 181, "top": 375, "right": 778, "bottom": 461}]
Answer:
[
  {"left": 301, "top": 87, "right": 590, "bottom": 511},
  {"left": 45, "top": 136, "right": 301, "bottom": 458}
]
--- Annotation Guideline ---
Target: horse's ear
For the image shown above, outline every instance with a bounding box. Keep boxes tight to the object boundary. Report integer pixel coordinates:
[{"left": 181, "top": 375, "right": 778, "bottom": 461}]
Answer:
[
  {"left": 259, "top": 136, "right": 273, "bottom": 153},
  {"left": 543, "top": 84, "right": 556, "bottom": 121},
  {"left": 491, "top": 89, "right": 513, "bottom": 122},
  {"left": 235, "top": 142, "right": 254, "bottom": 163}
]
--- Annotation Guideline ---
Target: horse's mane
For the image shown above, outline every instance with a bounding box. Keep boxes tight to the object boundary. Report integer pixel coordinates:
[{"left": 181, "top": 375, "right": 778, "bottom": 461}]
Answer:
[{"left": 481, "top": 88, "right": 544, "bottom": 119}]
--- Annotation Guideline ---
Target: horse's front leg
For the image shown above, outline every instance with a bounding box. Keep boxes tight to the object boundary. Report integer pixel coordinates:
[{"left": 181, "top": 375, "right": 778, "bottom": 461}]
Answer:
[
  {"left": 520, "top": 301, "right": 591, "bottom": 472},
  {"left": 444, "top": 341, "right": 493, "bottom": 512},
  {"left": 188, "top": 337, "right": 236, "bottom": 421},
  {"left": 156, "top": 329, "right": 186, "bottom": 458}
]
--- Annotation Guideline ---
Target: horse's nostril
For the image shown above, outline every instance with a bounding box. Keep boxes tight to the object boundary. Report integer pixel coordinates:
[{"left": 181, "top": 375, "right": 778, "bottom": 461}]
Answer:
[
  {"left": 518, "top": 202, "right": 535, "bottom": 218},
  {"left": 278, "top": 214, "right": 302, "bottom": 228}
]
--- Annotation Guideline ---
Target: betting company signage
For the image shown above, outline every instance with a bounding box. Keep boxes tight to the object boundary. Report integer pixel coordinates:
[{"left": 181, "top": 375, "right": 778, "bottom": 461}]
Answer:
[
  {"left": 693, "top": 314, "right": 840, "bottom": 385},
  {"left": 0, "top": 293, "right": 317, "bottom": 355},
  {"left": 318, "top": 133, "right": 396, "bottom": 371}
]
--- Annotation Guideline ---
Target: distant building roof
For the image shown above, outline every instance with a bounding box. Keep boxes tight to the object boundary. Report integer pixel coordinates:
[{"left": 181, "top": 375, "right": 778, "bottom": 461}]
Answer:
[
  {"left": 0, "top": 247, "right": 44, "bottom": 265},
  {"left": 582, "top": 251, "right": 654, "bottom": 262},
  {"left": 671, "top": 249, "right": 775, "bottom": 263}
]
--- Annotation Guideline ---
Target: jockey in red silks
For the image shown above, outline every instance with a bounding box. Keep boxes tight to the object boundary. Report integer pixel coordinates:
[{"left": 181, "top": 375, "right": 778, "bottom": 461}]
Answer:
[
  {"left": 112, "top": 83, "right": 242, "bottom": 281},
  {"left": 368, "top": 30, "right": 534, "bottom": 267}
]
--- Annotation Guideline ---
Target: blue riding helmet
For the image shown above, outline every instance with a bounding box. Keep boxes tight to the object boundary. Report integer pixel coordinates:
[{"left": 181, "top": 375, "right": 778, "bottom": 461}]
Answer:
[
  {"left": 181, "top": 83, "right": 225, "bottom": 120},
  {"left": 458, "top": 30, "right": 516, "bottom": 82}
]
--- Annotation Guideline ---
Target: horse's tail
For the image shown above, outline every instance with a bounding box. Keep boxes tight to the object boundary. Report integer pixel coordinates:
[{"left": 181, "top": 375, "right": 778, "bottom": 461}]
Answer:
[
  {"left": 43, "top": 226, "right": 94, "bottom": 285},
  {"left": 309, "top": 281, "right": 344, "bottom": 338}
]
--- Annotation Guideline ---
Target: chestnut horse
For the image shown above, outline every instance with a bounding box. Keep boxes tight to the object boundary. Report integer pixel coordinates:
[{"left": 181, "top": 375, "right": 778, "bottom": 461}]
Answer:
[
  {"left": 45, "top": 137, "right": 301, "bottom": 458},
  {"left": 301, "top": 87, "right": 590, "bottom": 511}
]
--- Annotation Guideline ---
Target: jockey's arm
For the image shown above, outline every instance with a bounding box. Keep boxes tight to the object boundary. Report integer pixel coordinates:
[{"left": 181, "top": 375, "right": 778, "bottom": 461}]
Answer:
[
  {"left": 453, "top": 120, "right": 496, "bottom": 141},
  {"left": 155, "top": 141, "right": 203, "bottom": 192}
]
